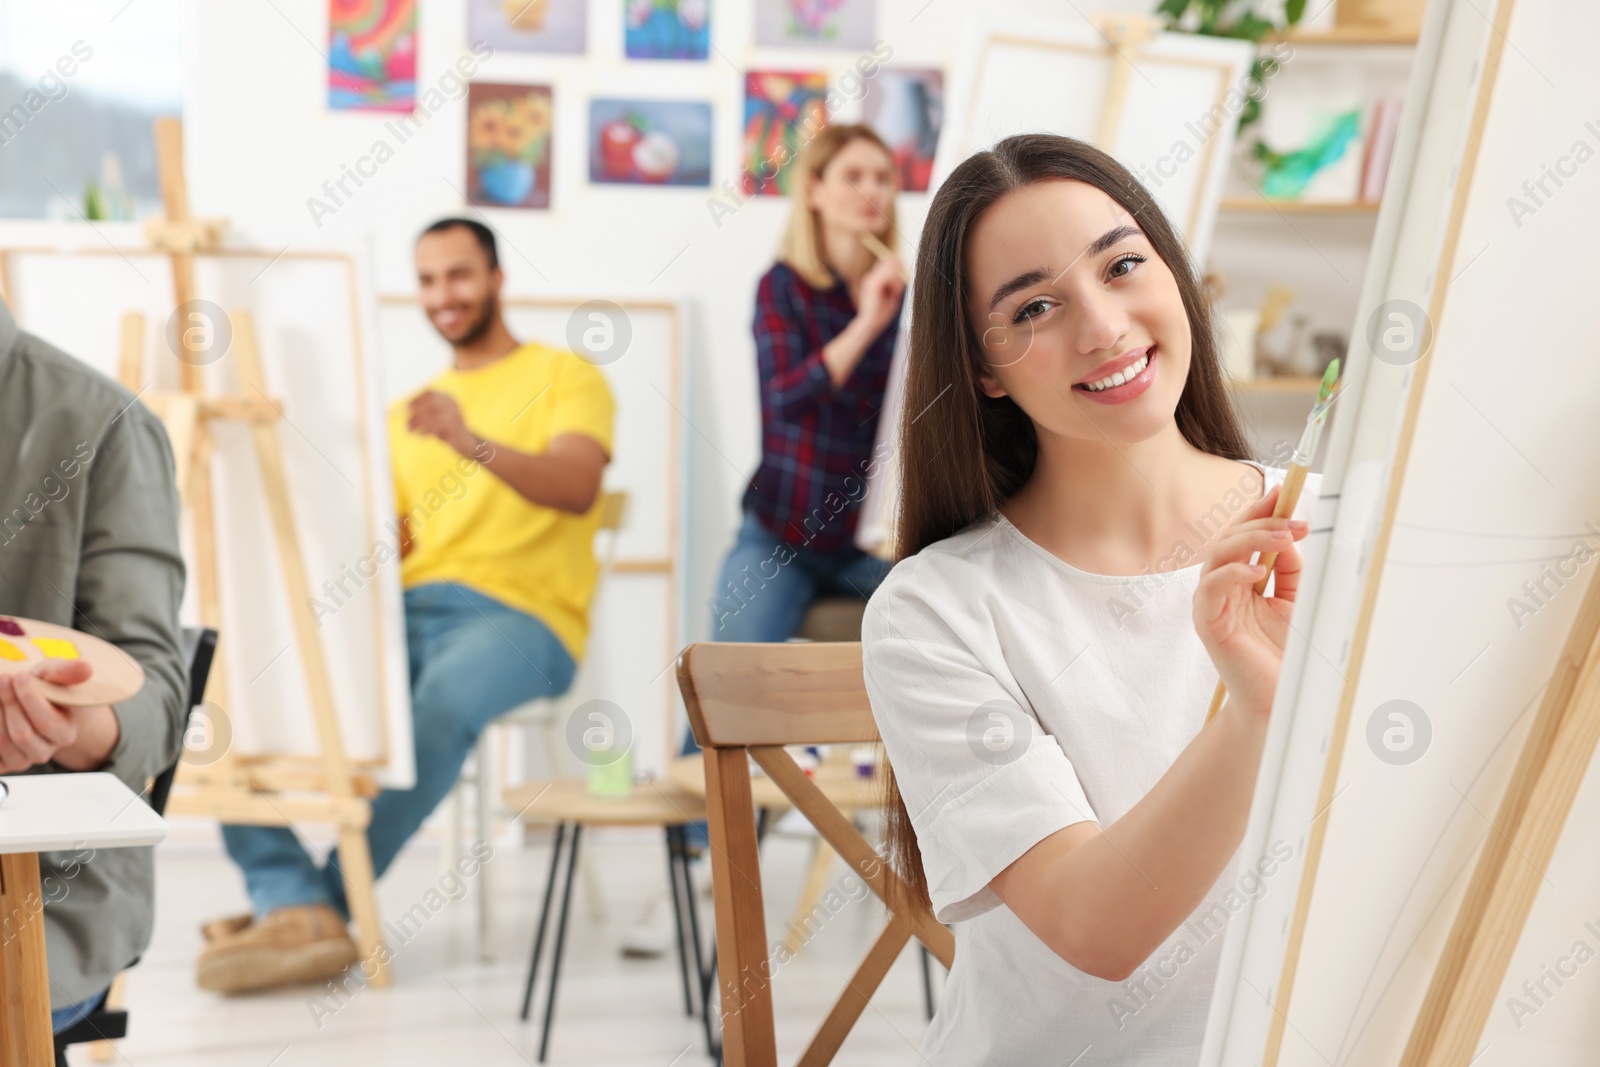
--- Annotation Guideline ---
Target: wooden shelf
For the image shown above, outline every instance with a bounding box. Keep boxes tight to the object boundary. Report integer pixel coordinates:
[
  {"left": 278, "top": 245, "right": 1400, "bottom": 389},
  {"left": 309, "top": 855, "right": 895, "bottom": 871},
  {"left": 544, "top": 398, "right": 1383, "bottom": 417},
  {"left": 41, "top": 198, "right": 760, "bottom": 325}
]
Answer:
[
  {"left": 1220, "top": 197, "right": 1381, "bottom": 214},
  {"left": 1266, "top": 24, "right": 1419, "bottom": 45},
  {"left": 1228, "top": 376, "right": 1324, "bottom": 393}
]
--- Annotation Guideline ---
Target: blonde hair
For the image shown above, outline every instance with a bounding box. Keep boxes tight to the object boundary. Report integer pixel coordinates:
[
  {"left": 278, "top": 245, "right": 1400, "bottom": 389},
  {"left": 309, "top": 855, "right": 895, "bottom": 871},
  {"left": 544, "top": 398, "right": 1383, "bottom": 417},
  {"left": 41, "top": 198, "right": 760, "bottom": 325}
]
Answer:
[{"left": 777, "top": 123, "right": 899, "bottom": 290}]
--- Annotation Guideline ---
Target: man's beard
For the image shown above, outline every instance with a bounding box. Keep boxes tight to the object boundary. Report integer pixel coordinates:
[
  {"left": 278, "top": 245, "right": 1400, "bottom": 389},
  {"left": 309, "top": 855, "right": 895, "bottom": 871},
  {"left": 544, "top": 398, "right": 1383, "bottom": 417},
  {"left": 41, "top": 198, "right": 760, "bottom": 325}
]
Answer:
[{"left": 444, "top": 294, "right": 499, "bottom": 348}]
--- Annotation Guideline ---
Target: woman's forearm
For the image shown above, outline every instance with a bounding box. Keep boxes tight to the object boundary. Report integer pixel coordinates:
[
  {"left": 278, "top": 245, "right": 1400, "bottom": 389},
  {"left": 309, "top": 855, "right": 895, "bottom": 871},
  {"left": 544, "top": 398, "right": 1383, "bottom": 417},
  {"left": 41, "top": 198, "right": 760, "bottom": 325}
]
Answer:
[
  {"left": 820, "top": 316, "right": 878, "bottom": 388},
  {"left": 992, "top": 700, "right": 1271, "bottom": 980}
]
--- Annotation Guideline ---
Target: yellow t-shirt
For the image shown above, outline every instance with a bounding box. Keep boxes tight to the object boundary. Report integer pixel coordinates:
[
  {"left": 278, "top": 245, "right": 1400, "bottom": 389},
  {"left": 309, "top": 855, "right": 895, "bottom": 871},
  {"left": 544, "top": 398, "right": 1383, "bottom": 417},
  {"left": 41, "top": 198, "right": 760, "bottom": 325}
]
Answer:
[{"left": 388, "top": 342, "right": 615, "bottom": 663}]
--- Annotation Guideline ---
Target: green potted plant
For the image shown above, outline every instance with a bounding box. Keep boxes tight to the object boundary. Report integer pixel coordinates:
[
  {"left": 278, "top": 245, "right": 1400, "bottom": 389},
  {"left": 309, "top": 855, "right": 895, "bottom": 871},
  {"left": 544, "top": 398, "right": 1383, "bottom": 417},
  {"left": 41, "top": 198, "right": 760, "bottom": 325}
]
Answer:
[{"left": 1155, "top": 0, "right": 1307, "bottom": 133}]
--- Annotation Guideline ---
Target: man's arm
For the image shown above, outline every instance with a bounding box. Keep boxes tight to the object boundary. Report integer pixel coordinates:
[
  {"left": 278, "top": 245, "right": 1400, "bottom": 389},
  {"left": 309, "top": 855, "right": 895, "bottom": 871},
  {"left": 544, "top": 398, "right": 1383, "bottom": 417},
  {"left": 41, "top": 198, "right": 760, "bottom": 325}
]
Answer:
[
  {"left": 64, "top": 407, "right": 187, "bottom": 785},
  {"left": 471, "top": 432, "right": 607, "bottom": 514},
  {"left": 407, "top": 389, "right": 608, "bottom": 514}
]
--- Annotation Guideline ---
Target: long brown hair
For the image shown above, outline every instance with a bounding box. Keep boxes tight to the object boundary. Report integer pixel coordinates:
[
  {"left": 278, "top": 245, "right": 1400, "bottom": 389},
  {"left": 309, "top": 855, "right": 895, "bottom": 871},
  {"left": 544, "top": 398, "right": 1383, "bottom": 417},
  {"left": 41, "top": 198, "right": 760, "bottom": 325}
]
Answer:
[
  {"left": 778, "top": 123, "right": 899, "bottom": 290},
  {"left": 882, "top": 133, "right": 1252, "bottom": 915}
]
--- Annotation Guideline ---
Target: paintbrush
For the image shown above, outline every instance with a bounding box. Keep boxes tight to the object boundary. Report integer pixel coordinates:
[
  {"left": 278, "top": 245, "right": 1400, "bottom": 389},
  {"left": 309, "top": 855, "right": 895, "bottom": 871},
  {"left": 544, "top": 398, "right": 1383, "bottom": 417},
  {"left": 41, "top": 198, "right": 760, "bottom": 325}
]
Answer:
[
  {"left": 1204, "top": 357, "right": 1342, "bottom": 724},
  {"left": 859, "top": 231, "right": 910, "bottom": 283}
]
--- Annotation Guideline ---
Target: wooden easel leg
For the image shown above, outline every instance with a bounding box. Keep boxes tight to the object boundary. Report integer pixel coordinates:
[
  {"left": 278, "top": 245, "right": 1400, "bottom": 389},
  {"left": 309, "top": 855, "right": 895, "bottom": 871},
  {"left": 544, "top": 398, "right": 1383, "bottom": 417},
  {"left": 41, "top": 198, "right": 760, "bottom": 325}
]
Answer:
[
  {"left": 337, "top": 824, "right": 390, "bottom": 988},
  {"left": 116, "top": 311, "right": 144, "bottom": 391},
  {"left": 1403, "top": 559, "right": 1600, "bottom": 1066},
  {"left": 0, "top": 852, "right": 53, "bottom": 1067},
  {"left": 232, "top": 312, "right": 388, "bottom": 984}
]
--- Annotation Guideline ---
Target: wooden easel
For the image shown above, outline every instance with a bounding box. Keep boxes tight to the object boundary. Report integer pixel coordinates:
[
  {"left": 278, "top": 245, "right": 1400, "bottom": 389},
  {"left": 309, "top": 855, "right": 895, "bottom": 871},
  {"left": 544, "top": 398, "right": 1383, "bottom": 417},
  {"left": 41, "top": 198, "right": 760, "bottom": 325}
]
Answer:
[
  {"left": 1090, "top": 12, "right": 1162, "bottom": 152},
  {"left": 1396, "top": 550, "right": 1600, "bottom": 1064},
  {"left": 119, "top": 118, "right": 390, "bottom": 985}
]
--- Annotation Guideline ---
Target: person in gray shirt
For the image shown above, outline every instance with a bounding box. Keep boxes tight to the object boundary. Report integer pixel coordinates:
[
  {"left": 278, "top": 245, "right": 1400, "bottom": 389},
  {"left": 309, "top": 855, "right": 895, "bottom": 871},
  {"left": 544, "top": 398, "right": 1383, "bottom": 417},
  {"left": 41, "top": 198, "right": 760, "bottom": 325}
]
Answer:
[{"left": 0, "top": 295, "right": 188, "bottom": 1032}]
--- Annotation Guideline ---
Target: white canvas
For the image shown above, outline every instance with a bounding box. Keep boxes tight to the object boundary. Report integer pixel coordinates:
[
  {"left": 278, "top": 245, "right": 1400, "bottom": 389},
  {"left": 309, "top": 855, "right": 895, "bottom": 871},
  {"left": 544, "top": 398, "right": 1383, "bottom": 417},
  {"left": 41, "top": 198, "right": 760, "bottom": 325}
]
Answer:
[
  {"left": 0, "top": 226, "right": 415, "bottom": 788},
  {"left": 1203, "top": 1, "right": 1600, "bottom": 1063}
]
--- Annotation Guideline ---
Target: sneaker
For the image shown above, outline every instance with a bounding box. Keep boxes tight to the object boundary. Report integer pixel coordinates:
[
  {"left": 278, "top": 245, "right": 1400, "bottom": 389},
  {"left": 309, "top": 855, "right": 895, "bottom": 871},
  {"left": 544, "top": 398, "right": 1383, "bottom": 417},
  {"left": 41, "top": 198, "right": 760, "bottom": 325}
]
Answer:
[
  {"left": 619, "top": 892, "right": 672, "bottom": 959},
  {"left": 196, "top": 904, "right": 358, "bottom": 994}
]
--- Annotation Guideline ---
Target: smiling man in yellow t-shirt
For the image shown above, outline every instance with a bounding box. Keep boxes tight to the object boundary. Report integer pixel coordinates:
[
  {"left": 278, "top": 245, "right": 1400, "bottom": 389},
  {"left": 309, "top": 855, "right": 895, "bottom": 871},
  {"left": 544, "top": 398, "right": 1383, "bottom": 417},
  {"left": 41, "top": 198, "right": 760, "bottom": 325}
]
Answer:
[{"left": 200, "top": 218, "right": 614, "bottom": 994}]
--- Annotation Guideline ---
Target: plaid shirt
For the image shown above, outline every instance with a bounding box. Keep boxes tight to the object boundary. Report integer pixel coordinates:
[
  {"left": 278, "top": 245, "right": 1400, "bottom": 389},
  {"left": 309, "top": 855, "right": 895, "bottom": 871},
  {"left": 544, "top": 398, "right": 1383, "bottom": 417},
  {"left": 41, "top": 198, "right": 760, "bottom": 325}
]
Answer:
[{"left": 741, "top": 260, "right": 901, "bottom": 554}]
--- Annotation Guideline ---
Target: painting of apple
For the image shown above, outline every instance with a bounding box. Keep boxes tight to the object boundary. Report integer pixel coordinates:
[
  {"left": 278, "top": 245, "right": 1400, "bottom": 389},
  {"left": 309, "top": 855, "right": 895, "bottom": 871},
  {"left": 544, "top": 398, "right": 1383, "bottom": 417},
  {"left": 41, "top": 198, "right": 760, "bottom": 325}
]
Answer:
[{"left": 588, "top": 99, "right": 711, "bottom": 186}]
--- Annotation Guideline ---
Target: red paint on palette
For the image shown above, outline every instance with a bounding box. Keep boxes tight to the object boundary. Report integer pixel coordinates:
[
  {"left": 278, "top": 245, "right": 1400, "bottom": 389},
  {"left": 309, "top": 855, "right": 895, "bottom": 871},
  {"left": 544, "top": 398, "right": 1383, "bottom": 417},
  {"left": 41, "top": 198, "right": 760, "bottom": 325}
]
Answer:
[{"left": 0, "top": 618, "right": 22, "bottom": 636}]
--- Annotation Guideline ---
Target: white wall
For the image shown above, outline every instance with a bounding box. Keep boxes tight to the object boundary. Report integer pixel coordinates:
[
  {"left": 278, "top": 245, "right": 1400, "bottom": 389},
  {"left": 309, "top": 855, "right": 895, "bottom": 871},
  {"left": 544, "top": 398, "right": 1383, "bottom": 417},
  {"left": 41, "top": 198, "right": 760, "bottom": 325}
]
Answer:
[
  {"left": 183, "top": 1, "right": 1168, "bottom": 670},
  {"left": 180, "top": 0, "right": 1337, "bottom": 759}
]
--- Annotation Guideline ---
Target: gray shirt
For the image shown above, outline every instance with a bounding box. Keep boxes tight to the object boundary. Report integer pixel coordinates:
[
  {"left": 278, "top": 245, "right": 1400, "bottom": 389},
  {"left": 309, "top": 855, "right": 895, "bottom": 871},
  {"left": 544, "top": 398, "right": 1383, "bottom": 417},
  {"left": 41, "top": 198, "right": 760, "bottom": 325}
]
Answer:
[{"left": 0, "top": 296, "right": 187, "bottom": 1007}]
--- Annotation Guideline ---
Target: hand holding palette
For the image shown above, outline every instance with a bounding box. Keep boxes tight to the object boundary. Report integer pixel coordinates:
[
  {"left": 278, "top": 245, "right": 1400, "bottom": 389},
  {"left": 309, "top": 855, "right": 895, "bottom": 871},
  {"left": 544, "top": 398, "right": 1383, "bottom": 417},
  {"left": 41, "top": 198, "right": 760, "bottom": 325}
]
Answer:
[{"left": 0, "top": 615, "right": 146, "bottom": 707}]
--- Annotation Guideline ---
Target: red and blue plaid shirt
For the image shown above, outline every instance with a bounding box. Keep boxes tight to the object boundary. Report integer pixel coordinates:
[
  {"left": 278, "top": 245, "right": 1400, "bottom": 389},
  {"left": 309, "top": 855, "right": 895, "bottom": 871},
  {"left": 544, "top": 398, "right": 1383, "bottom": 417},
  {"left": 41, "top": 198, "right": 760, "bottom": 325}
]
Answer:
[{"left": 741, "top": 260, "right": 902, "bottom": 554}]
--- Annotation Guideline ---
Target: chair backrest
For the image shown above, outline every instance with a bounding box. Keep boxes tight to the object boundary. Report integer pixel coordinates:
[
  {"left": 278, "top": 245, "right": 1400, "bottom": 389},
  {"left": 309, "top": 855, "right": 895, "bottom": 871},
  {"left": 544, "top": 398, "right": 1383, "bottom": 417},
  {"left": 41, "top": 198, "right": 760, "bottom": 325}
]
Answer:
[
  {"left": 568, "top": 491, "right": 627, "bottom": 694},
  {"left": 676, "top": 641, "right": 955, "bottom": 1067},
  {"left": 147, "top": 626, "right": 218, "bottom": 816},
  {"left": 592, "top": 490, "right": 627, "bottom": 592}
]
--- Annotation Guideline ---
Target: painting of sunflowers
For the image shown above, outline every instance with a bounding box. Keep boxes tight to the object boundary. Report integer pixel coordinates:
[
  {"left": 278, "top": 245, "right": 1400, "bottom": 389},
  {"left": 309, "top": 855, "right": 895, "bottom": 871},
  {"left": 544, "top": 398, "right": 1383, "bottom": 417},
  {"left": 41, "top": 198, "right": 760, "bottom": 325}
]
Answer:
[
  {"left": 741, "top": 71, "right": 828, "bottom": 197},
  {"left": 467, "top": 83, "right": 555, "bottom": 210}
]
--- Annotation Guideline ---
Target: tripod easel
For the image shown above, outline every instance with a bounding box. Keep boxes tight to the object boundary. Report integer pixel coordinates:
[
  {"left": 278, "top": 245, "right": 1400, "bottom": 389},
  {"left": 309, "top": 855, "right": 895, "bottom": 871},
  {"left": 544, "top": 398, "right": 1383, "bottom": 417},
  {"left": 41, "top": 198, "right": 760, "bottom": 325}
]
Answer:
[{"left": 122, "top": 118, "right": 391, "bottom": 986}]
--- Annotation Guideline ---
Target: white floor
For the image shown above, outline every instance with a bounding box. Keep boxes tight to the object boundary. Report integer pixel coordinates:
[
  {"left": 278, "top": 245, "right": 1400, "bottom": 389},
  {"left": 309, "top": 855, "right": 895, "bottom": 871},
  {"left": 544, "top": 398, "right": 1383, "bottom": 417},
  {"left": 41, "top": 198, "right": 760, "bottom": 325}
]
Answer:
[{"left": 85, "top": 820, "right": 938, "bottom": 1066}]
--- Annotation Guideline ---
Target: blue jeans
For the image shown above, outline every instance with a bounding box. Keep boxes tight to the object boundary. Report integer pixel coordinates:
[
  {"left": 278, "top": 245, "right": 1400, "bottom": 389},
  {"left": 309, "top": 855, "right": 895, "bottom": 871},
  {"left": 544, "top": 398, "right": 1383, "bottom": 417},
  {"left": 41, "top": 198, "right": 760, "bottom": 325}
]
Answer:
[
  {"left": 222, "top": 582, "right": 577, "bottom": 919},
  {"left": 52, "top": 988, "right": 108, "bottom": 1034},
  {"left": 682, "top": 508, "right": 892, "bottom": 844},
  {"left": 705, "top": 508, "right": 893, "bottom": 642}
]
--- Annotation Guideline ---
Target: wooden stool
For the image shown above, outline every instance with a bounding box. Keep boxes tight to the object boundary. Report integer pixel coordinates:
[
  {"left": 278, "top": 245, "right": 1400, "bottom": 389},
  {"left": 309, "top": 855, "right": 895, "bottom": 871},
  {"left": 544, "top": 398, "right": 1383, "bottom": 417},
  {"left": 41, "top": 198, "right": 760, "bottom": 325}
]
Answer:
[
  {"left": 667, "top": 750, "right": 894, "bottom": 957},
  {"left": 792, "top": 597, "right": 867, "bottom": 642},
  {"left": 504, "top": 777, "right": 716, "bottom": 1062}
]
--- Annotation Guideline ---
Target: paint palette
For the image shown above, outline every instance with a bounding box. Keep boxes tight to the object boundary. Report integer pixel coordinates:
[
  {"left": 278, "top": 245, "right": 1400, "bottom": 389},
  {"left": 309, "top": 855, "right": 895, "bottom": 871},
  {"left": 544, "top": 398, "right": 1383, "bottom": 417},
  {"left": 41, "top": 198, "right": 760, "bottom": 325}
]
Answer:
[{"left": 0, "top": 615, "right": 146, "bottom": 707}]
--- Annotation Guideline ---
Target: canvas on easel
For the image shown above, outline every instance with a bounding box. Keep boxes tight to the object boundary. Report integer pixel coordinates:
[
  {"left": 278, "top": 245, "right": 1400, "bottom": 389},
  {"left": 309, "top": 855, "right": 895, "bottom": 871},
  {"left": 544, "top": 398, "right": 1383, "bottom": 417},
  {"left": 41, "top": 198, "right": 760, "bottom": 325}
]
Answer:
[
  {"left": 0, "top": 121, "right": 412, "bottom": 984},
  {"left": 1199, "top": 1, "right": 1600, "bottom": 1064}
]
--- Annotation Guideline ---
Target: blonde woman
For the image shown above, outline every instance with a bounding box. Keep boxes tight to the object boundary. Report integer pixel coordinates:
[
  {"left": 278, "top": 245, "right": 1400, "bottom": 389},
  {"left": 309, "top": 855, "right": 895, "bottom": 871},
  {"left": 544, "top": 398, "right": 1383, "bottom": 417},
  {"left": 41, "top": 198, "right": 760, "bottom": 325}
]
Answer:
[{"left": 709, "top": 122, "right": 906, "bottom": 641}]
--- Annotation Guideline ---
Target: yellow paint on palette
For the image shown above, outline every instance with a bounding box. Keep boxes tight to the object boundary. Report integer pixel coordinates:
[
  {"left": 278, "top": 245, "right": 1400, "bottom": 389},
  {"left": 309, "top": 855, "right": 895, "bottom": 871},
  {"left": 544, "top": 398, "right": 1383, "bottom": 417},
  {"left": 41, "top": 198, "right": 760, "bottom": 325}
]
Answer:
[
  {"left": 0, "top": 638, "right": 24, "bottom": 661},
  {"left": 31, "top": 637, "right": 78, "bottom": 660}
]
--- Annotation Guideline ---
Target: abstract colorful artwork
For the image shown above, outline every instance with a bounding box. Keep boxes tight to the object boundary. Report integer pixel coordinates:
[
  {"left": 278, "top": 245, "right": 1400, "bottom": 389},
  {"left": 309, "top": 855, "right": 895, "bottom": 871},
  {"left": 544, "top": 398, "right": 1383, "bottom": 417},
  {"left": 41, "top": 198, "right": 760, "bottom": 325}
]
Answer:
[
  {"left": 862, "top": 68, "right": 943, "bottom": 192},
  {"left": 753, "top": 0, "right": 875, "bottom": 50},
  {"left": 328, "top": 0, "right": 417, "bottom": 112},
  {"left": 589, "top": 99, "right": 712, "bottom": 186},
  {"left": 1258, "top": 108, "right": 1365, "bottom": 201},
  {"left": 467, "top": 0, "right": 589, "bottom": 55},
  {"left": 624, "top": 0, "right": 710, "bottom": 60},
  {"left": 741, "top": 71, "right": 828, "bottom": 197},
  {"left": 467, "top": 83, "right": 555, "bottom": 210}
]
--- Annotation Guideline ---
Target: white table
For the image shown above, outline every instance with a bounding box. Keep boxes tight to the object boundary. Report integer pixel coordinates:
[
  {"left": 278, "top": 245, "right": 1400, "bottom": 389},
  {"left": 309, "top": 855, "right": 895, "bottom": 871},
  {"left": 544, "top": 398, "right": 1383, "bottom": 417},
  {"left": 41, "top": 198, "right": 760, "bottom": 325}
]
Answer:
[{"left": 0, "top": 773, "right": 167, "bottom": 1067}]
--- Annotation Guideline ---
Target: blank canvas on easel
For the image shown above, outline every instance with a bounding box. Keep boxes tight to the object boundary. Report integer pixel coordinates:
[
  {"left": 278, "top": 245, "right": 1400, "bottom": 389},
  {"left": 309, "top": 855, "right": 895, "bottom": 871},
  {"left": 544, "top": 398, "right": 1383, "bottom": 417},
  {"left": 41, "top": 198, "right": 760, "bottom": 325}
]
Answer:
[
  {"left": 1201, "top": 1, "right": 1600, "bottom": 1064},
  {"left": 0, "top": 232, "right": 415, "bottom": 787}
]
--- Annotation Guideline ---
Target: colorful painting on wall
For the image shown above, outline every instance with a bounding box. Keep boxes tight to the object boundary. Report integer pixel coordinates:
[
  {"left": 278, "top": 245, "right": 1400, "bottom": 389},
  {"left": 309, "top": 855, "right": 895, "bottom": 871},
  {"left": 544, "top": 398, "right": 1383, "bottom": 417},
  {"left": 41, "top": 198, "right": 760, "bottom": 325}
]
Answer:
[
  {"left": 328, "top": 0, "right": 417, "bottom": 112},
  {"left": 467, "top": 0, "right": 588, "bottom": 55},
  {"left": 624, "top": 0, "right": 710, "bottom": 60},
  {"left": 741, "top": 71, "right": 828, "bottom": 197},
  {"left": 753, "top": 0, "right": 875, "bottom": 50},
  {"left": 862, "top": 68, "right": 943, "bottom": 193},
  {"left": 589, "top": 99, "right": 712, "bottom": 186},
  {"left": 466, "top": 83, "right": 554, "bottom": 210}
]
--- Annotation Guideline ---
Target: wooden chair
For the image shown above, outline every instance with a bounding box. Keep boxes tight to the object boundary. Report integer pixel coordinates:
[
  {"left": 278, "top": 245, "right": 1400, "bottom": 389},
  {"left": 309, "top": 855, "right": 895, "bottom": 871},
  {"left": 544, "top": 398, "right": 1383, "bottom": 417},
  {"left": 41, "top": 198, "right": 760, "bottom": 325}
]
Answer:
[
  {"left": 780, "top": 597, "right": 868, "bottom": 956},
  {"left": 676, "top": 640, "right": 955, "bottom": 1066}
]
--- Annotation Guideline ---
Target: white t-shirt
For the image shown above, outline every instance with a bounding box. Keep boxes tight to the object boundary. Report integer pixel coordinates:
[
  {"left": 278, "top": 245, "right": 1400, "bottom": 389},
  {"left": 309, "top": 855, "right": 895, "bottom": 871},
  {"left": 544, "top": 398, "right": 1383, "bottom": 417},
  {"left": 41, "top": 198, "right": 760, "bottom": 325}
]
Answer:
[{"left": 863, "top": 462, "right": 1319, "bottom": 1066}]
